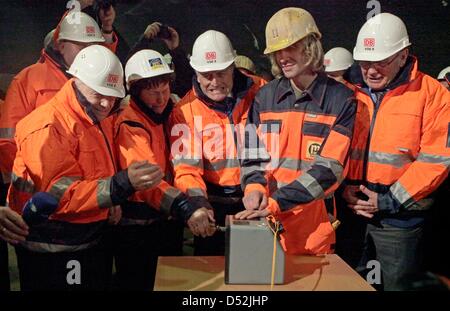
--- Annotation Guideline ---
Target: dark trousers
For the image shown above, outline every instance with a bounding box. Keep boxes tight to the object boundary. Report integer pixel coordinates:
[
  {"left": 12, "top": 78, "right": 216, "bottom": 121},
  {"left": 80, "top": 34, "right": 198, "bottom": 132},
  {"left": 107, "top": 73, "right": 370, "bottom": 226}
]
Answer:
[
  {"left": 424, "top": 178, "right": 450, "bottom": 277},
  {"left": 111, "top": 223, "right": 161, "bottom": 291},
  {"left": 15, "top": 244, "right": 110, "bottom": 291},
  {"left": 159, "top": 218, "right": 185, "bottom": 256},
  {"left": 356, "top": 222, "right": 425, "bottom": 291},
  {"left": 194, "top": 200, "right": 244, "bottom": 256},
  {"left": 335, "top": 194, "right": 367, "bottom": 268},
  {"left": 0, "top": 182, "right": 10, "bottom": 291},
  {"left": 0, "top": 240, "right": 9, "bottom": 291}
]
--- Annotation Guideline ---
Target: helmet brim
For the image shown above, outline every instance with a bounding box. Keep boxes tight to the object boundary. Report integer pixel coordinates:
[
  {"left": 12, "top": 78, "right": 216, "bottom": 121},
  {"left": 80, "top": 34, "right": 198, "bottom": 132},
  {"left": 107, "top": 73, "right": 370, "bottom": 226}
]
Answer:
[{"left": 190, "top": 59, "right": 235, "bottom": 73}]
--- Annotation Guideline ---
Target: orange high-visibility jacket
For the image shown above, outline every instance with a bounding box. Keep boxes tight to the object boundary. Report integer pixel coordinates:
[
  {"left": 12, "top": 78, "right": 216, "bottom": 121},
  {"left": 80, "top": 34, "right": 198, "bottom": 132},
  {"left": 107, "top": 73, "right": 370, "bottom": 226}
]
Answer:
[
  {"left": 9, "top": 80, "right": 120, "bottom": 228},
  {"left": 0, "top": 42, "right": 118, "bottom": 182},
  {"left": 170, "top": 71, "right": 266, "bottom": 206},
  {"left": 242, "top": 74, "right": 357, "bottom": 255},
  {"left": 0, "top": 51, "right": 68, "bottom": 182},
  {"left": 114, "top": 97, "right": 193, "bottom": 223},
  {"left": 346, "top": 57, "right": 450, "bottom": 214}
]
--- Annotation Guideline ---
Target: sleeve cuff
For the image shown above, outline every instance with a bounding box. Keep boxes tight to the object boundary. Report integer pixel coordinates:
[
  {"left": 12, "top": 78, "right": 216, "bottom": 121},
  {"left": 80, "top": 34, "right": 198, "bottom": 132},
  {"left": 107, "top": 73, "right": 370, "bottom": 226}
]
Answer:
[
  {"left": 267, "top": 197, "right": 281, "bottom": 215},
  {"left": 377, "top": 191, "right": 401, "bottom": 214},
  {"left": 244, "top": 183, "right": 267, "bottom": 196},
  {"left": 110, "top": 169, "right": 135, "bottom": 206},
  {"left": 187, "top": 195, "right": 212, "bottom": 211}
]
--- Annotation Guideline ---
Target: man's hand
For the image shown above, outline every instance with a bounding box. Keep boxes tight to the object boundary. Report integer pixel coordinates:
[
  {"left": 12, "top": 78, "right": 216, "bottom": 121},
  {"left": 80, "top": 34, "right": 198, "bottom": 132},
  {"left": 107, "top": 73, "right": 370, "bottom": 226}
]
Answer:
[
  {"left": 127, "top": 160, "right": 163, "bottom": 191},
  {"left": 162, "top": 26, "right": 179, "bottom": 50},
  {"left": 108, "top": 205, "right": 122, "bottom": 225},
  {"left": 242, "top": 190, "right": 268, "bottom": 211},
  {"left": 347, "top": 185, "right": 379, "bottom": 218},
  {"left": 144, "top": 22, "right": 179, "bottom": 50},
  {"left": 99, "top": 5, "right": 116, "bottom": 33},
  {"left": 235, "top": 208, "right": 270, "bottom": 220},
  {"left": 187, "top": 207, "right": 216, "bottom": 237},
  {"left": 0, "top": 206, "right": 29, "bottom": 244}
]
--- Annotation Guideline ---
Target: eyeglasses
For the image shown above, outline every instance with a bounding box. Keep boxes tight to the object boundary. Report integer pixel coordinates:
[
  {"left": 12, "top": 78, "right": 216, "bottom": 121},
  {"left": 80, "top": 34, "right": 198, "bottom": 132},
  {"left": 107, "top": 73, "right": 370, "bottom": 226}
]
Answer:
[{"left": 358, "top": 53, "right": 400, "bottom": 70}]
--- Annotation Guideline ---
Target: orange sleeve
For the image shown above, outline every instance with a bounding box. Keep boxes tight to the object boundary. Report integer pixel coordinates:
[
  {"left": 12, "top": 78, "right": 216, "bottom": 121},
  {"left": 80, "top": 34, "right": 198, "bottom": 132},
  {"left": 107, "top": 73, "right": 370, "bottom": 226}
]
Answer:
[
  {"left": 169, "top": 105, "right": 208, "bottom": 198},
  {"left": 115, "top": 120, "right": 183, "bottom": 215},
  {"left": 0, "top": 76, "right": 36, "bottom": 177},
  {"left": 9, "top": 124, "right": 111, "bottom": 221},
  {"left": 378, "top": 86, "right": 450, "bottom": 212}
]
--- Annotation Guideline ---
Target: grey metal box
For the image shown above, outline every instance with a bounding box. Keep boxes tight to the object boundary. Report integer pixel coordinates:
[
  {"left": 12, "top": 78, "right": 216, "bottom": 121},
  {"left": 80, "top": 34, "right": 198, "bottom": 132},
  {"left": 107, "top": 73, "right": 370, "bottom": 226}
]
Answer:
[{"left": 225, "top": 216, "right": 285, "bottom": 284}]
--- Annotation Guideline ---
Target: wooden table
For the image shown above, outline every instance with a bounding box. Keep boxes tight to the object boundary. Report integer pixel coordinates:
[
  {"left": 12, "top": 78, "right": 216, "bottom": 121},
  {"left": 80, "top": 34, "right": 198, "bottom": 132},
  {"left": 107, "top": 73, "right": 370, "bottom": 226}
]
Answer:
[{"left": 154, "top": 254, "right": 375, "bottom": 291}]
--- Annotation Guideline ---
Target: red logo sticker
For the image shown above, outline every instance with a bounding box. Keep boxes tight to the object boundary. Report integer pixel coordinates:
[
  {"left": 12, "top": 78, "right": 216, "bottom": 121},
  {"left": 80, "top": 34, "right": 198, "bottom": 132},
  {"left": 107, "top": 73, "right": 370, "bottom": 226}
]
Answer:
[
  {"left": 364, "top": 38, "right": 375, "bottom": 47},
  {"left": 86, "top": 26, "right": 96, "bottom": 34},
  {"left": 106, "top": 74, "right": 119, "bottom": 84},
  {"left": 205, "top": 51, "right": 217, "bottom": 61},
  {"left": 324, "top": 59, "right": 331, "bottom": 66}
]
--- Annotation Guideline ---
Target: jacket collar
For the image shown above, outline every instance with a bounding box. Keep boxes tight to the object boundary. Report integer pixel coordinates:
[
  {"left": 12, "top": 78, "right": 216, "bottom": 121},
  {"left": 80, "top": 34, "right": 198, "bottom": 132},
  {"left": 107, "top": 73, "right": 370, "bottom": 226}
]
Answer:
[
  {"left": 130, "top": 95, "right": 174, "bottom": 125},
  {"left": 346, "top": 55, "right": 418, "bottom": 92},
  {"left": 192, "top": 68, "right": 254, "bottom": 114},
  {"left": 72, "top": 81, "right": 122, "bottom": 124},
  {"left": 275, "top": 73, "right": 329, "bottom": 108},
  {"left": 44, "top": 47, "right": 73, "bottom": 80}
]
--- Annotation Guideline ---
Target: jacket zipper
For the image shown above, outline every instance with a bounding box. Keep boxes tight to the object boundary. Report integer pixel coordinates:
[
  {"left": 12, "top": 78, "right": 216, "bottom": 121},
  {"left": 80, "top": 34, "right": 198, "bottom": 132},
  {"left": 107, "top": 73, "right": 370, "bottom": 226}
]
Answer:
[
  {"left": 362, "top": 90, "right": 389, "bottom": 183},
  {"left": 97, "top": 123, "right": 117, "bottom": 172}
]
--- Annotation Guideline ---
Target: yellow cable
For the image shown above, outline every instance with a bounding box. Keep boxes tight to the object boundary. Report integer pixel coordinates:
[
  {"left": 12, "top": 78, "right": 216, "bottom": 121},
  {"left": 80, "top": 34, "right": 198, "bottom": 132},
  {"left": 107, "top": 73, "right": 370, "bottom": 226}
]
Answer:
[{"left": 270, "top": 220, "right": 279, "bottom": 290}]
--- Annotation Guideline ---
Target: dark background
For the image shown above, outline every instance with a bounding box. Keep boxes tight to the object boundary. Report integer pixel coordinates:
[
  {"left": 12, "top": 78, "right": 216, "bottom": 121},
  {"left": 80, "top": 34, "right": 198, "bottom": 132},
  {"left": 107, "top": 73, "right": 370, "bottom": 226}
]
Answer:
[{"left": 0, "top": 0, "right": 449, "bottom": 93}]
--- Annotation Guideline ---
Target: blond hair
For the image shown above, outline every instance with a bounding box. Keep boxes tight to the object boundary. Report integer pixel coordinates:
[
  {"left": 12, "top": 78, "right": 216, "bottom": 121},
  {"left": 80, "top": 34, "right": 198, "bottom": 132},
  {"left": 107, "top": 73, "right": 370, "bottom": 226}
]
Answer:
[{"left": 270, "top": 34, "right": 324, "bottom": 78}]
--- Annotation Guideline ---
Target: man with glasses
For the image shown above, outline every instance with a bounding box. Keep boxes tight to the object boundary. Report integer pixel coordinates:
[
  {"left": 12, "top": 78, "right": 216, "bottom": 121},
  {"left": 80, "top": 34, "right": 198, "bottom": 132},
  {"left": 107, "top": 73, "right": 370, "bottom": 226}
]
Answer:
[{"left": 342, "top": 13, "right": 450, "bottom": 290}]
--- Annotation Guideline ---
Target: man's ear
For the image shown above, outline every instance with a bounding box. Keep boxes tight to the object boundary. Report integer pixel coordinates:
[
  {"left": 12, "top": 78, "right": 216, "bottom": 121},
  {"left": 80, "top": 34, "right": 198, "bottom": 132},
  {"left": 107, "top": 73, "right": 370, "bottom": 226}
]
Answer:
[
  {"left": 399, "top": 48, "right": 409, "bottom": 66},
  {"left": 196, "top": 72, "right": 201, "bottom": 84}
]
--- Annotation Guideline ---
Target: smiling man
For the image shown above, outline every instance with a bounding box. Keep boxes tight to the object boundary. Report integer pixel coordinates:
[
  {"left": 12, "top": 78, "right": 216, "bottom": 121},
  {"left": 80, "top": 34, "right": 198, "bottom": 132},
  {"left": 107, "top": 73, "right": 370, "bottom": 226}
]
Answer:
[
  {"left": 170, "top": 30, "right": 266, "bottom": 255},
  {"left": 236, "top": 7, "right": 356, "bottom": 256},
  {"left": 342, "top": 13, "right": 450, "bottom": 290}
]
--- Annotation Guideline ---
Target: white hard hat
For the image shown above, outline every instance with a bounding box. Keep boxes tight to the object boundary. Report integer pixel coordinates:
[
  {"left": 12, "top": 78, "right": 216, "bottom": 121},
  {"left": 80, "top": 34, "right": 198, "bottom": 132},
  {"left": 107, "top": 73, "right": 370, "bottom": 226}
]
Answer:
[
  {"left": 125, "top": 49, "right": 174, "bottom": 88},
  {"left": 324, "top": 47, "right": 354, "bottom": 72},
  {"left": 189, "top": 30, "right": 237, "bottom": 72},
  {"left": 437, "top": 66, "right": 450, "bottom": 80},
  {"left": 43, "top": 29, "right": 56, "bottom": 49},
  {"left": 67, "top": 45, "right": 125, "bottom": 97},
  {"left": 353, "top": 13, "right": 411, "bottom": 62},
  {"left": 58, "top": 11, "right": 105, "bottom": 43}
]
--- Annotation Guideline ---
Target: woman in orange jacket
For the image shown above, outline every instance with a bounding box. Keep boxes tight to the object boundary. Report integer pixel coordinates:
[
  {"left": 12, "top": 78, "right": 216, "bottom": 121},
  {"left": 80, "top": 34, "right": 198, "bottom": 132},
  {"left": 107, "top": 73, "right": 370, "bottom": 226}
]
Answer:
[{"left": 113, "top": 49, "right": 214, "bottom": 290}]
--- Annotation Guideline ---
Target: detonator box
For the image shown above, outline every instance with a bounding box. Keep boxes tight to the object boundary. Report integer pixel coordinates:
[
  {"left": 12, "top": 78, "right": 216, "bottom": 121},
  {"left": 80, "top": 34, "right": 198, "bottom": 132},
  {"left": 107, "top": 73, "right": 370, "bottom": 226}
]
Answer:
[{"left": 224, "top": 216, "right": 285, "bottom": 284}]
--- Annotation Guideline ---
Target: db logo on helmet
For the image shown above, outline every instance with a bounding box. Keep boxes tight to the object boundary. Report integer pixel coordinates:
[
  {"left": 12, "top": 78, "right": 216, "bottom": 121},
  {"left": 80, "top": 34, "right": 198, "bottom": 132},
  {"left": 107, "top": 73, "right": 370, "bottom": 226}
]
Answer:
[
  {"left": 363, "top": 38, "right": 375, "bottom": 50},
  {"left": 205, "top": 51, "right": 217, "bottom": 63},
  {"left": 106, "top": 74, "right": 119, "bottom": 85},
  {"left": 85, "top": 26, "right": 96, "bottom": 36}
]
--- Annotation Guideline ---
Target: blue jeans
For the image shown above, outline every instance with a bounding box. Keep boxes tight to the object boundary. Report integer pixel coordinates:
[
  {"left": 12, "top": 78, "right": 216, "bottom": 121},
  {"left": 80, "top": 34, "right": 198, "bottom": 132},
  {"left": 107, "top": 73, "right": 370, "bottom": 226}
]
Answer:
[{"left": 356, "top": 222, "right": 424, "bottom": 291}]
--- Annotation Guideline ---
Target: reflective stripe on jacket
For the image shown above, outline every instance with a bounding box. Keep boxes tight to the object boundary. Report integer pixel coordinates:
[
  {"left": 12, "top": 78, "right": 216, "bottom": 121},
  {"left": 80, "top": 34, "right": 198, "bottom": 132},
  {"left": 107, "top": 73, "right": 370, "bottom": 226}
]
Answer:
[
  {"left": 170, "top": 71, "right": 266, "bottom": 205},
  {"left": 242, "top": 73, "right": 356, "bottom": 255}
]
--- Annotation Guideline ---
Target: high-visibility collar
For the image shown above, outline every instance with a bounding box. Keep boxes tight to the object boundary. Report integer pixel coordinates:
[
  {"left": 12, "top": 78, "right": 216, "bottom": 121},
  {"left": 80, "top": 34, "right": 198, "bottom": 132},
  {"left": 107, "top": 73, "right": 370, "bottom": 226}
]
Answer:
[{"left": 130, "top": 95, "right": 174, "bottom": 125}]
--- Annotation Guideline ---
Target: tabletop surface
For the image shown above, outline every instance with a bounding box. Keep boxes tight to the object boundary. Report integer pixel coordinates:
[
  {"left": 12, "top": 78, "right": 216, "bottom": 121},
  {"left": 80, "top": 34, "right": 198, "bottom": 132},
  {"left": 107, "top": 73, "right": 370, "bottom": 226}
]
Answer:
[{"left": 154, "top": 254, "right": 375, "bottom": 291}]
